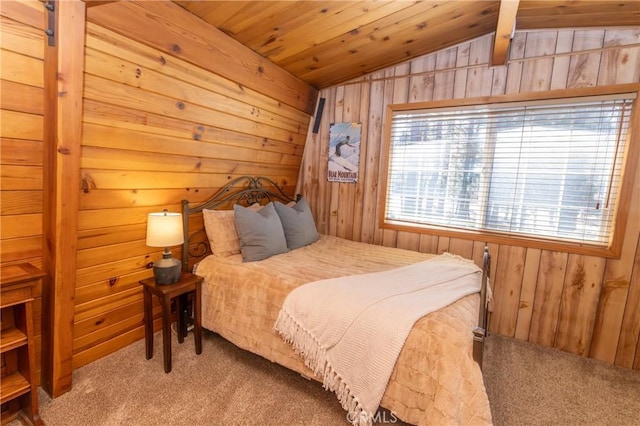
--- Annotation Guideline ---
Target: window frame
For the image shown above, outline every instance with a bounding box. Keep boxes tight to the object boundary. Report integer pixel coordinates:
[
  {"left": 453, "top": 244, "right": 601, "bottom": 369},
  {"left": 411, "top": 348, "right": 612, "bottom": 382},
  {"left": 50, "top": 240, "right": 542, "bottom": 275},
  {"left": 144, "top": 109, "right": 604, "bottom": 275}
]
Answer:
[{"left": 380, "top": 84, "right": 640, "bottom": 258}]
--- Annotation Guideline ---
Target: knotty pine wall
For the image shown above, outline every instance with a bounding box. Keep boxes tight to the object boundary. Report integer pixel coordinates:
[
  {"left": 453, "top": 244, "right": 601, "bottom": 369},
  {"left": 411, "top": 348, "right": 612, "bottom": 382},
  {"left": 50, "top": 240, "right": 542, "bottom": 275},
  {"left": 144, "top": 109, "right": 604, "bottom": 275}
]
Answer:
[
  {"left": 298, "top": 29, "right": 640, "bottom": 369},
  {"left": 0, "top": 0, "right": 45, "bottom": 382},
  {"left": 71, "top": 2, "right": 315, "bottom": 368}
]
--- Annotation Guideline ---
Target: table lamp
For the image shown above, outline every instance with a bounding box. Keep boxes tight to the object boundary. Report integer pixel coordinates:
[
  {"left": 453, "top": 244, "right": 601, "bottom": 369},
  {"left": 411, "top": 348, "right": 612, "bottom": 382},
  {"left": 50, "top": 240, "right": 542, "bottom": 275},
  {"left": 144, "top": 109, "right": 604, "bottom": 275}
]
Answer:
[{"left": 146, "top": 210, "right": 184, "bottom": 284}]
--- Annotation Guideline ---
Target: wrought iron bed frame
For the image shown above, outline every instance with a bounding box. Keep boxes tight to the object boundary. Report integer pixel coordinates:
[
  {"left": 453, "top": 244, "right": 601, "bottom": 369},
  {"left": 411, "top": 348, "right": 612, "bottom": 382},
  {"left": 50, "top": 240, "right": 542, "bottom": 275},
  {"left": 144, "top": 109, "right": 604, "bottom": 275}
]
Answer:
[{"left": 180, "top": 175, "right": 491, "bottom": 368}]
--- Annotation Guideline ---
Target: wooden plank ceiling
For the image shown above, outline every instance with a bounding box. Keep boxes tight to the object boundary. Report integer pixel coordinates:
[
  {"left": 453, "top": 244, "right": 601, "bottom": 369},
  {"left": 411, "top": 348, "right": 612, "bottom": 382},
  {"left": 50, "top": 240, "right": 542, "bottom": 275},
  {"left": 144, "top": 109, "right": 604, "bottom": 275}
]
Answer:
[{"left": 171, "top": 0, "right": 639, "bottom": 89}]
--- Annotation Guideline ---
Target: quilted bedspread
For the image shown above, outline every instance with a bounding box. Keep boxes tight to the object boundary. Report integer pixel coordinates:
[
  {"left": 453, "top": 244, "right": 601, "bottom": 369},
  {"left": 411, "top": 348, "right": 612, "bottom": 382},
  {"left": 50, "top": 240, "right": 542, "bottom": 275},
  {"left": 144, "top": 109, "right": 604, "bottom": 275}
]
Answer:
[{"left": 195, "top": 234, "right": 492, "bottom": 425}]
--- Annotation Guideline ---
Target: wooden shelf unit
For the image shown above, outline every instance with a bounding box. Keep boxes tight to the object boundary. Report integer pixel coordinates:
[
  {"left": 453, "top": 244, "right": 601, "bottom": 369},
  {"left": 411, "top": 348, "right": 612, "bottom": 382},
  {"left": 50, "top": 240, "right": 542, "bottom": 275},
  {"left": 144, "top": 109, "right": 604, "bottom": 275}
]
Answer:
[{"left": 1, "top": 263, "right": 44, "bottom": 426}]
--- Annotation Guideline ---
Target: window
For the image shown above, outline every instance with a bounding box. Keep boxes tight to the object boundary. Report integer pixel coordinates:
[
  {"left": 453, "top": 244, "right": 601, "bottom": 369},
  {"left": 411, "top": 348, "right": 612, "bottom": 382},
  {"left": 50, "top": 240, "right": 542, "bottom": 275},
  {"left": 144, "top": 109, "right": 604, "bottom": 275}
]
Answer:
[{"left": 383, "top": 88, "right": 637, "bottom": 255}]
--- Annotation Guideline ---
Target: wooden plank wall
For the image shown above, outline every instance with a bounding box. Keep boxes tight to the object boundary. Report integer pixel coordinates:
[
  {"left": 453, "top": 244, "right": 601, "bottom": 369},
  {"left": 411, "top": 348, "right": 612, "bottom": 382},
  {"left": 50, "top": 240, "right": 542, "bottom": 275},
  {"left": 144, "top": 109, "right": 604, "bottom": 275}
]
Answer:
[
  {"left": 70, "top": 2, "right": 314, "bottom": 369},
  {"left": 298, "top": 29, "right": 640, "bottom": 369},
  {"left": 0, "top": 0, "right": 45, "bottom": 382}
]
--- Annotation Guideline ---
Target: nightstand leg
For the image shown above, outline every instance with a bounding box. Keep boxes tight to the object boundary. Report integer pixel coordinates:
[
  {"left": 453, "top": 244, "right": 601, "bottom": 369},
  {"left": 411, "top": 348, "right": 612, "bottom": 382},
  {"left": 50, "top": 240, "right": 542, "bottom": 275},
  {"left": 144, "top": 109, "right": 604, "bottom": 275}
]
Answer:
[
  {"left": 176, "top": 295, "right": 185, "bottom": 344},
  {"left": 182, "top": 294, "right": 190, "bottom": 340},
  {"left": 162, "top": 295, "right": 172, "bottom": 373},
  {"left": 144, "top": 287, "right": 153, "bottom": 360},
  {"left": 194, "top": 282, "right": 202, "bottom": 355}
]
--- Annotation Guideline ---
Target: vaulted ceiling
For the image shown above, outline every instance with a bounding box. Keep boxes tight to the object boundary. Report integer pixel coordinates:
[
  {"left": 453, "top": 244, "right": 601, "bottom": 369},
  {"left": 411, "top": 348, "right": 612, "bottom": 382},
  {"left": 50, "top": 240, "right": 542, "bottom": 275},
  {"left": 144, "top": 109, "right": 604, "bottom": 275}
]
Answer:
[{"left": 173, "top": 1, "right": 639, "bottom": 89}]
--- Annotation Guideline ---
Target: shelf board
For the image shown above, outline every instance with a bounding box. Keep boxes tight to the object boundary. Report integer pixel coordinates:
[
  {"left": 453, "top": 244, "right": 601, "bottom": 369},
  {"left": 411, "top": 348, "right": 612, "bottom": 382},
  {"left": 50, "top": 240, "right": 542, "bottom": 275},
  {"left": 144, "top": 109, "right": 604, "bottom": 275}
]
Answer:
[
  {"left": 0, "top": 372, "right": 30, "bottom": 404},
  {"left": 0, "top": 327, "right": 28, "bottom": 353}
]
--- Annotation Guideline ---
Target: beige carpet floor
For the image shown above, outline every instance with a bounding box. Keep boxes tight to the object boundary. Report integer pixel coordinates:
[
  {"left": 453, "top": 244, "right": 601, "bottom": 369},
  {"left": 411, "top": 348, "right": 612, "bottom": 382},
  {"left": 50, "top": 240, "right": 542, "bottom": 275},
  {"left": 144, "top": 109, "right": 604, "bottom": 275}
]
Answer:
[
  {"left": 30, "top": 330, "right": 640, "bottom": 425},
  {"left": 483, "top": 334, "right": 640, "bottom": 426}
]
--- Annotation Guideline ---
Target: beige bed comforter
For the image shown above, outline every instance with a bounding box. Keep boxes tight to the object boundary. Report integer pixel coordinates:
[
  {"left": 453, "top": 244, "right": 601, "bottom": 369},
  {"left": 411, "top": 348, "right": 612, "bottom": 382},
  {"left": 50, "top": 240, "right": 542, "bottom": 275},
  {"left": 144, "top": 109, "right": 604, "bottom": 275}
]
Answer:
[{"left": 195, "top": 234, "right": 492, "bottom": 425}]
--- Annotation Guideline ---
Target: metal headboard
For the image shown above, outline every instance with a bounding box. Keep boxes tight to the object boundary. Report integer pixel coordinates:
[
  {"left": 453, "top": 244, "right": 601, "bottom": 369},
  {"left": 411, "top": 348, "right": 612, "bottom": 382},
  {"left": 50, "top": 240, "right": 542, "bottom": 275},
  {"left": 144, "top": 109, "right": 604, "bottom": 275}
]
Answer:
[{"left": 180, "top": 176, "right": 298, "bottom": 271}]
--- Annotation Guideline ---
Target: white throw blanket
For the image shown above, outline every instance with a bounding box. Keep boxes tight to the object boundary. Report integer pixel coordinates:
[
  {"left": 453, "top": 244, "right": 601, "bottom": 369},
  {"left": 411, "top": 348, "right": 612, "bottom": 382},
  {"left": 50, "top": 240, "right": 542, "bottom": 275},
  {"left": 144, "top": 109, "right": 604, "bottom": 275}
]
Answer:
[{"left": 274, "top": 253, "right": 482, "bottom": 425}]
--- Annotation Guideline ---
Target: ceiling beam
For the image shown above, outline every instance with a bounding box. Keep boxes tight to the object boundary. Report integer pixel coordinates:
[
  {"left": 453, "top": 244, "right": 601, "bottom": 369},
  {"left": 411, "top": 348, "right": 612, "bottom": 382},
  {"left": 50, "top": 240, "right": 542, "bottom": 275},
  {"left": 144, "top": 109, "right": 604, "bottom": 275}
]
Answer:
[
  {"left": 82, "top": 0, "right": 118, "bottom": 7},
  {"left": 491, "top": 0, "right": 520, "bottom": 66}
]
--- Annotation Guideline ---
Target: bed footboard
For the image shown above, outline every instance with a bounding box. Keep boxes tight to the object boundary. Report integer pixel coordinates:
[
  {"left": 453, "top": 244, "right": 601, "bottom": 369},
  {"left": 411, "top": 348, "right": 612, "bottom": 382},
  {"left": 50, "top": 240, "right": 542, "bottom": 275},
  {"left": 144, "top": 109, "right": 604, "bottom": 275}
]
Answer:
[{"left": 472, "top": 245, "right": 491, "bottom": 368}]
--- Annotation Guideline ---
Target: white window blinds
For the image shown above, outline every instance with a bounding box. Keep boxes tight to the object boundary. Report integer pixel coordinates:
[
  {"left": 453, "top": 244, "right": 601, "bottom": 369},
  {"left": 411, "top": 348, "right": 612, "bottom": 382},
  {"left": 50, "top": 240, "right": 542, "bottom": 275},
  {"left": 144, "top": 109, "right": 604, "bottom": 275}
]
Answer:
[{"left": 385, "top": 94, "right": 635, "bottom": 245}]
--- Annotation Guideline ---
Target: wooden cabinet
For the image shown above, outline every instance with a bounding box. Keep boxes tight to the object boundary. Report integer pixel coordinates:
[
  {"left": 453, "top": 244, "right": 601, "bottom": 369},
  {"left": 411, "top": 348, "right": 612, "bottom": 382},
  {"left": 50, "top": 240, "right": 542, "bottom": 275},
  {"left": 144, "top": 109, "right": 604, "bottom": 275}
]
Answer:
[{"left": 1, "top": 264, "right": 44, "bottom": 426}]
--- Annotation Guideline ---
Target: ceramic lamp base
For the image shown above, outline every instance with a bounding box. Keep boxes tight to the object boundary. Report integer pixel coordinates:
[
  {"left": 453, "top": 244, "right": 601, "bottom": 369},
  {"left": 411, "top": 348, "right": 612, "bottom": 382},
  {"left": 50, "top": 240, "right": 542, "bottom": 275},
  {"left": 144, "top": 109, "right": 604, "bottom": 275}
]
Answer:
[{"left": 153, "top": 251, "right": 182, "bottom": 285}]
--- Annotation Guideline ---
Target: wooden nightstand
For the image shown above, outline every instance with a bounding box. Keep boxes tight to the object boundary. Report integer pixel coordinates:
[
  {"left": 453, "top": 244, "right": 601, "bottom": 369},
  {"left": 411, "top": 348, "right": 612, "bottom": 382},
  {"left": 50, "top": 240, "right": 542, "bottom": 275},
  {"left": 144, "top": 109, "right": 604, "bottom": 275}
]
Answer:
[{"left": 139, "top": 272, "right": 203, "bottom": 373}]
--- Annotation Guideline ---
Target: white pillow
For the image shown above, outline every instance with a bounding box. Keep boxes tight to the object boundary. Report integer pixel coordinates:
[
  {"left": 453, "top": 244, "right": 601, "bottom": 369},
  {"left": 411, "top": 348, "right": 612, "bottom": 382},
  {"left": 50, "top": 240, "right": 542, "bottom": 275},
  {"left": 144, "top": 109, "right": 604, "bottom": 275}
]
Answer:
[{"left": 202, "top": 203, "right": 261, "bottom": 257}]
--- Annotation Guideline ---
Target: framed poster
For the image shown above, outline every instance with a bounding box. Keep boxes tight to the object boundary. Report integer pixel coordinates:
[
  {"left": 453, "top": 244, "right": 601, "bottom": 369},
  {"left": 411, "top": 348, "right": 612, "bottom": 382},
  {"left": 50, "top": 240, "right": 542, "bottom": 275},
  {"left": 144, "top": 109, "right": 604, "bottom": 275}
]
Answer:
[{"left": 328, "top": 122, "right": 361, "bottom": 183}]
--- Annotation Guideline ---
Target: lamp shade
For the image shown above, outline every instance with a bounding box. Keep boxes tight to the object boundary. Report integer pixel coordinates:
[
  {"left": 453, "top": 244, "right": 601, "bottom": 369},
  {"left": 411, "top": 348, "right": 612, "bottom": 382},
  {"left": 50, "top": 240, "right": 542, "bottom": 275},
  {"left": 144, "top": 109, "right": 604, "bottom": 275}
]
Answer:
[{"left": 146, "top": 211, "right": 184, "bottom": 247}]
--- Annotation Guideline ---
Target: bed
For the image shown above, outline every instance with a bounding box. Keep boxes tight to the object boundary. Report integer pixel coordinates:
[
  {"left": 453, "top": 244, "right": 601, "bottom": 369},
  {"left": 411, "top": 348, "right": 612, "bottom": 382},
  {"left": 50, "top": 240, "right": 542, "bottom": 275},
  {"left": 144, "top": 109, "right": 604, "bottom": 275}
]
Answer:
[{"left": 181, "top": 176, "right": 493, "bottom": 425}]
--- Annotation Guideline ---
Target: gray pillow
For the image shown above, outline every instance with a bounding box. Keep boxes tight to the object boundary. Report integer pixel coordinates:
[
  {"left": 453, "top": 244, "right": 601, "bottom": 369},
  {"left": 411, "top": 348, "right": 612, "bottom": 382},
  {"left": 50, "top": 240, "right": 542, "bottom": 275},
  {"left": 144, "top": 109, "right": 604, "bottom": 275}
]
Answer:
[
  {"left": 234, "top": 202, "right": 288, "bottom": 262},
  {"left": 274, "top": 197, "right": 319, "bottom": 250}
]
